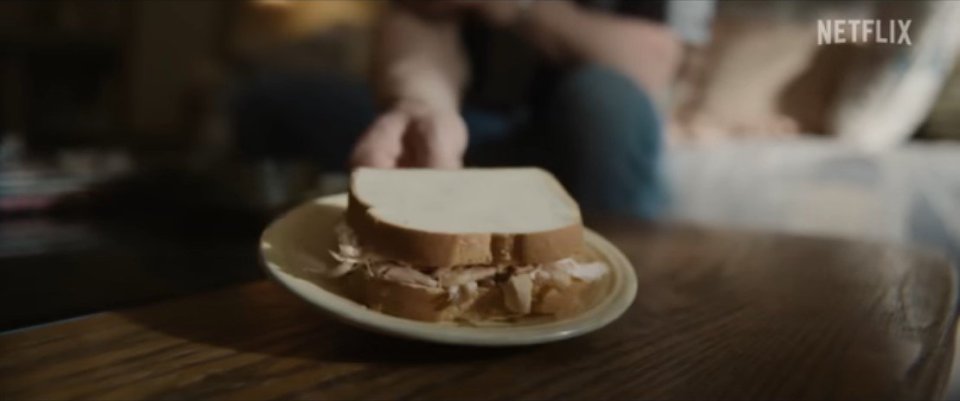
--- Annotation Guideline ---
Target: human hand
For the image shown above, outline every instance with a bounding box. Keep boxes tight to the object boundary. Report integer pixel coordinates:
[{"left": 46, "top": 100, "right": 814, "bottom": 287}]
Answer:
[{"left": 351, "top": 100, "right": 468, "bottom": 169}]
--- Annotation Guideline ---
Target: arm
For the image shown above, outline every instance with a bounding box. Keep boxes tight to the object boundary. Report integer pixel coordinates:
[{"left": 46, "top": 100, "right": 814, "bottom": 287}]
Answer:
[
  {"left": 478, "top": 1, "right": 682, "bottom": 100},
  {"left": 372, "top": 2, "right": 468, "bottom": 112},
  {"left": 351, "top": 3, "right": 470, "bottom": 169}
]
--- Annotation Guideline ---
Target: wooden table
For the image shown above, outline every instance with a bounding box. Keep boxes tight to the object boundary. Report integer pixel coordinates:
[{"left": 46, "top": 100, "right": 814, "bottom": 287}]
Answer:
[{"left": 1, "top": 222, "right": 957, "bottom": 400}]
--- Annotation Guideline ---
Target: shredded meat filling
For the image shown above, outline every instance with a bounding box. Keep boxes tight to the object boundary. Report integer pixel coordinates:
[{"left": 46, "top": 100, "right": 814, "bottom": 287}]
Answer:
[{"left": 328, "top": 222, "right": 608, "bottom": 314}]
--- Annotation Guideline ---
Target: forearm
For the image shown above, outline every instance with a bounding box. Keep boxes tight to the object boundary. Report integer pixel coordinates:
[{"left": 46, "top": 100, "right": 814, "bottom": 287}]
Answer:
[
  {"left": 373, "top": 4, "right": 468, "bottom": 111},
  {"left": 520, "top": 1, "right": 681, "bottom": 97}
]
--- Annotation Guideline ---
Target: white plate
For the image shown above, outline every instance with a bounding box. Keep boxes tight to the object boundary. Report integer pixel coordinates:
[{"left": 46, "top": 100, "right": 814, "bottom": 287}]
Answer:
[{"left": 260, "top": 193, "right": 637, "bottom": 346}]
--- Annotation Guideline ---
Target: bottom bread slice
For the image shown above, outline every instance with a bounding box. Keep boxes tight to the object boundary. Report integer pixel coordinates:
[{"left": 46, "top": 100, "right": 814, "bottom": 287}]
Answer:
[{"left": 329, "top": 219, "right": 608, "bottom": 322}]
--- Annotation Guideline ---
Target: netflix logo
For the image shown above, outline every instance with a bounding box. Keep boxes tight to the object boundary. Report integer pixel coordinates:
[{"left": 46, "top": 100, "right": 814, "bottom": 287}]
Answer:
[{"left": 817, "top": 19, "right": 912, "bottom": 46}]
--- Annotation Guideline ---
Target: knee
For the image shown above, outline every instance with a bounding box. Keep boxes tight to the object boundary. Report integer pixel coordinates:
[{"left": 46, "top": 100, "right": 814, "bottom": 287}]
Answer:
[
  {"left": 554, "top": 65, "right": 658, "bottom": 118},
  {"left": 544, "top": 65, "right": 667, "bottom": 218},
  {"left": 549, "top": 64, "right": 662, "bottom": 153}
]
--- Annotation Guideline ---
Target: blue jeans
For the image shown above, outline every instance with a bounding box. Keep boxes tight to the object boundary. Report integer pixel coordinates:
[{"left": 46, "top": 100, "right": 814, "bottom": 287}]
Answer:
[{"left": 234, "top": 65, "right": 664, "bottom": 218}]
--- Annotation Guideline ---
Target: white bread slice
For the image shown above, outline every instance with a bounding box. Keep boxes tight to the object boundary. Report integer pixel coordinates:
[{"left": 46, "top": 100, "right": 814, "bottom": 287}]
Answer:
[{"left": 346, "top": 167, "right": 583, "bottom": 267}]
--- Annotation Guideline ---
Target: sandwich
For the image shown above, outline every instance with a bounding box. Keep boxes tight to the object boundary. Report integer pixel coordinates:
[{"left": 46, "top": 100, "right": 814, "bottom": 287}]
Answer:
[{"left": 326, "top": 167, "right": 609, "bottom": 323}]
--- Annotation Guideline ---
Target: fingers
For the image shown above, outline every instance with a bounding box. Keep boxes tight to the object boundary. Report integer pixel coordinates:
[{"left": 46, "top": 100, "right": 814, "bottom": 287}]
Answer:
[
  {"left": 396, "top": 113, "right": 465, "bottom": 169},
  {"left": 415, "top": 115, "right": 467, "bottom": 169},
  {"left": 351, "top": 107, "right": 468, "bottom": 170},
  {"left": 350, "top": 111, "right": 408, "bottom": 169}
]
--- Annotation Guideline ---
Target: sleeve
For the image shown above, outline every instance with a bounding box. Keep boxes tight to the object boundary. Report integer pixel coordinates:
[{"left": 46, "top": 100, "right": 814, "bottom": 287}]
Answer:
[
  {"left": 665, "top": 0, "right": 717, "bottom": 45},
  {"left": 614, "top": 0, "right": 716, "bottom": 45}
]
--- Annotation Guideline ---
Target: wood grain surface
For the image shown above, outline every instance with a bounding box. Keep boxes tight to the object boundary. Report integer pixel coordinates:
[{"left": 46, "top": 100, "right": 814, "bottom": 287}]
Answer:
[{"left": 1, "top": 222, "right": 957, "bottom": 400}]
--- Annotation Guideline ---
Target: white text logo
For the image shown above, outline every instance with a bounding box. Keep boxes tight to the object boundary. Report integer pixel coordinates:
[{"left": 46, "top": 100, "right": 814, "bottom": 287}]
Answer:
[{"left": 817, "top": 19, "right": 912, "bottom": 45}]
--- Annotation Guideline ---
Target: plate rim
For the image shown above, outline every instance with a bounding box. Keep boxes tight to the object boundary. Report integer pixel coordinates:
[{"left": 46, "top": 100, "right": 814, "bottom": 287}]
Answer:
[{"left": 260, "top": 193, "right": 638, "bottom": 346}]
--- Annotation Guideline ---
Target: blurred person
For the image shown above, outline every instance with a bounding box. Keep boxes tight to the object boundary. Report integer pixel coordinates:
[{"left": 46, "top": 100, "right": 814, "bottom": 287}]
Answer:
[{"left": 235, "top": 1, "right": 715, "bottom": 218}]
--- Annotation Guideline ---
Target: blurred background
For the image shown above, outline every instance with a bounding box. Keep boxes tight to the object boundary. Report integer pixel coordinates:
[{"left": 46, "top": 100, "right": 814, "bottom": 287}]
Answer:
[{"left": 1, "top": 0, "right": 958, "bottom": 338}]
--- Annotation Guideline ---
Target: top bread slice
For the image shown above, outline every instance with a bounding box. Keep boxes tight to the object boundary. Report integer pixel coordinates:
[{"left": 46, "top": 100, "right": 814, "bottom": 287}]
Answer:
[{"left": 346, "top": 167, "right": 583, "bottom": 267}]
